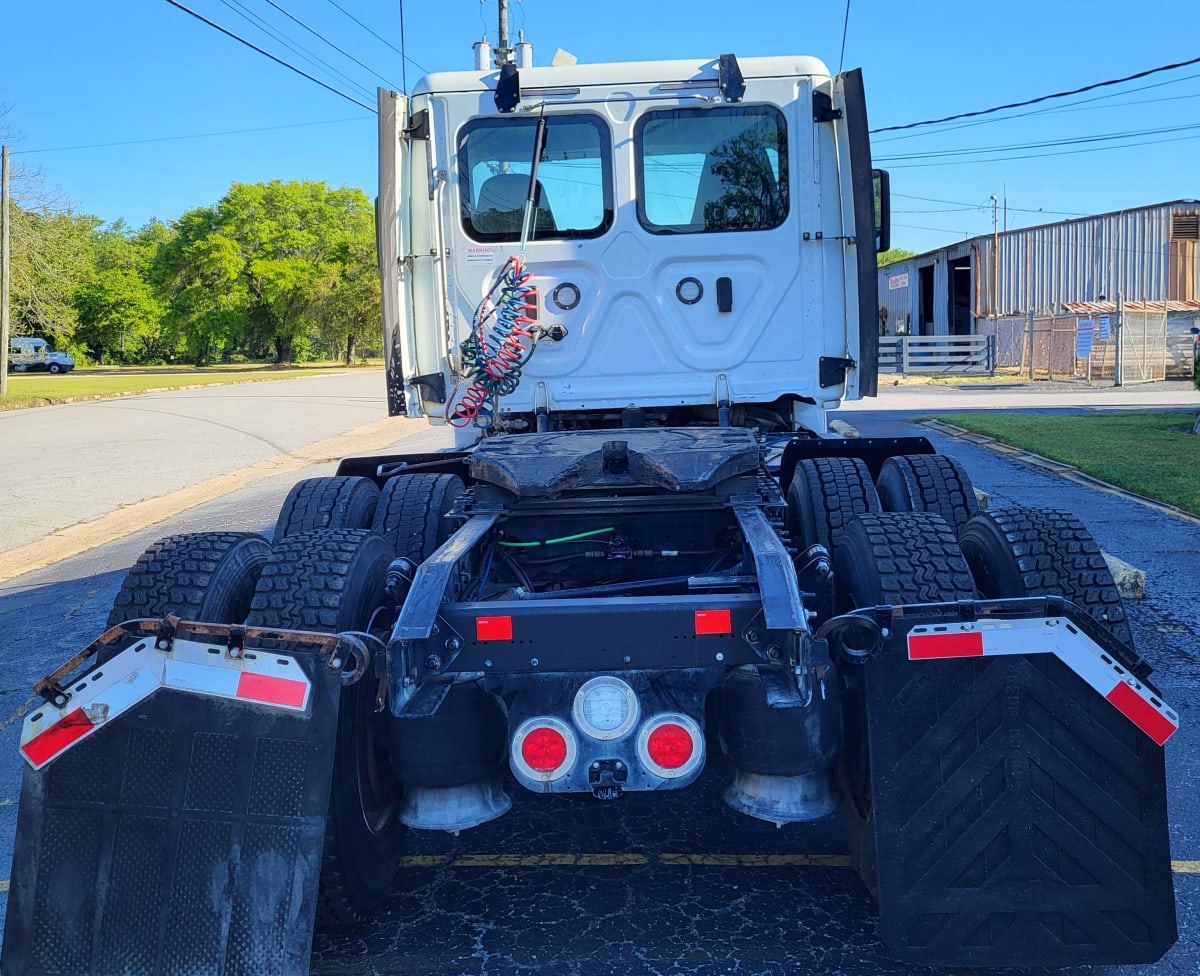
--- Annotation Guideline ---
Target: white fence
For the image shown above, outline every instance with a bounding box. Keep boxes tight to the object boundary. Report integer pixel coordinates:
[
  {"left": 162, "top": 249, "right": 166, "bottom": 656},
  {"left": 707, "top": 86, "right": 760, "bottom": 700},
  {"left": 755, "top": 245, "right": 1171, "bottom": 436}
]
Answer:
[{"left": 878, "top": 335, "right": 996, "bottom": 375}]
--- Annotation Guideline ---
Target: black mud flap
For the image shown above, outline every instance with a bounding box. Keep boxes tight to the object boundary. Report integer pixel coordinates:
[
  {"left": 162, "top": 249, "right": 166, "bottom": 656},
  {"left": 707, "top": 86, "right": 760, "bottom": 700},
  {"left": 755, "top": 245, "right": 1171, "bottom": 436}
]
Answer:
[
  {"left": 853, "top": 599, "right": 1177, "bottom": 967},
  {"left": 2, "top": 621, "right": 347, "bottom": 976}
]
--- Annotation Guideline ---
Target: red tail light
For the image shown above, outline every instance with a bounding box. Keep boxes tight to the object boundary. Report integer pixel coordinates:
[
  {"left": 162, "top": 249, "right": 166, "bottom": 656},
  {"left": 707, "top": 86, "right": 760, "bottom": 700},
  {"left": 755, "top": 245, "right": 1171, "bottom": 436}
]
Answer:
[
  {"left": 511, "top": 717, "right": 577, "bottom": 782},
  {"left": 647, "top": 724, "right": 693, "bottom": 768},
  {"left": 637, "top": 713, "right": 703, "bottom": 779},
  {"left": 522, "top": 726, "right": 567, "bottom": 772}
]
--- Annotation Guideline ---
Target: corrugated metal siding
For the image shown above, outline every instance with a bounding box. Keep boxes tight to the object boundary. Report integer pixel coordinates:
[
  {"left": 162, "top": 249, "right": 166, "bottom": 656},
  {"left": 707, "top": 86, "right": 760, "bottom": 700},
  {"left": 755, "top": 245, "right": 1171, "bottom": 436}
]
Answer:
[
  {"left": 879, "top": 261, "right": 916, "bottom": 334},
  {"left": 975, "top": 203, "right": 1200, "bottom": 316}
]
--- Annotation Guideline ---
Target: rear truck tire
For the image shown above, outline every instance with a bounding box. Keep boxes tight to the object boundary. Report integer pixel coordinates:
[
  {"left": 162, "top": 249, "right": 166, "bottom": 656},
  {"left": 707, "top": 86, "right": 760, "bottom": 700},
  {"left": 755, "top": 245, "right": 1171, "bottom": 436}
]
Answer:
[
  {"left": 875, "top": 453, "right": 979, "bottom": 535},
  {"left": 273, "top": 476, "right": 380, "bottom": 542},
  {"left": 103, "top": 531, "right": 272, "bottom": 663},
  {"left": 786, "top": 456, "right": 881, "bottom": 552},
  {"left": 958, "top": 506, "right": 1147, "bottom": 675},
  {"left": 837, "top": 512, "right": 1176, "bottom": 966},
  {"left": 371, "top": 473, "right": 465, "bottom": 559},
  {"left": 832, "top": 512, "right": 975, "bottom": 895},
  {"left": 245, "top": 529, "right": 401, "bottom": 926}
]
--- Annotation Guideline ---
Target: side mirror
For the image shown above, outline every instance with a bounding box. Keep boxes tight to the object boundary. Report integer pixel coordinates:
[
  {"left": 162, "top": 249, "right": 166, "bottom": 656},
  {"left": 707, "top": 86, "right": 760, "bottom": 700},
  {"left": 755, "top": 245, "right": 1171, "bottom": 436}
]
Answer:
[
  {"left": 1190, "top": 327, "right": 1199, "bottom": 335},
  {"left": 872, "top": 168, "right": 891, "bottom": 254}
]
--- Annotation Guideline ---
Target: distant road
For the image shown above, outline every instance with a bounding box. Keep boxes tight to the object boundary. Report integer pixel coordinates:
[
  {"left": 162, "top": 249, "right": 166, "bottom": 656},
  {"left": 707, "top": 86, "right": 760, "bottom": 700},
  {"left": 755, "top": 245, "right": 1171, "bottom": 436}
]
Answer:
[{"left": 0, "top": 371, "right": 450, "bottom": 577}]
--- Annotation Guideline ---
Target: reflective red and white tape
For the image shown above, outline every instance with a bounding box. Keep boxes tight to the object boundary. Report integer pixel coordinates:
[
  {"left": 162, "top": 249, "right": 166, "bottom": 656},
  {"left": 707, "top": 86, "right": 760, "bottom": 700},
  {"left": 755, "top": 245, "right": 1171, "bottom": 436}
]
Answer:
[
  {"left": 907, "top": 617, "right": 1178, "bottom": 745},
  {"left": 20, "top": 639, "right": 311, "bottom": 770}
]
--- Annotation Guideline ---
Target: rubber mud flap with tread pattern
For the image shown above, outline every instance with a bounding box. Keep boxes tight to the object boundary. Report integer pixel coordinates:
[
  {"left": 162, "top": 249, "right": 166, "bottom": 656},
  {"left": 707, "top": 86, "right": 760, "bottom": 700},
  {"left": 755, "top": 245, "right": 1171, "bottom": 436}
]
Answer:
[
  {"left": 246, "top": 529, "right": 401, "bottom": 926},
  {"left": 861, "top": 641, "right": 1175, "bottom": 966},
  {"left": 1, "top": 643, "right": 343, "bottom": 976},
  {"left": 836, "top": 512, "right": 1175, "bottom": 966}
]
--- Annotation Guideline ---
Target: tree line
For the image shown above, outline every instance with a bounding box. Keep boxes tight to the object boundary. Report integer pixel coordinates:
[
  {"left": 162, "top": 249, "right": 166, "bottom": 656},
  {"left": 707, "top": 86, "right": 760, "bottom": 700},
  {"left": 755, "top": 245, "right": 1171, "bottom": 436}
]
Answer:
[{"left": 8, "top": 179, "right": 380, "bottom": 367}]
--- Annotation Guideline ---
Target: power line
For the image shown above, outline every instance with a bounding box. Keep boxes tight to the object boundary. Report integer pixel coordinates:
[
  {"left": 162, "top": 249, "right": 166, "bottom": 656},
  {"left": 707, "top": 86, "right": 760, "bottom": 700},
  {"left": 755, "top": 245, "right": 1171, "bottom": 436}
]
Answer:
[
  {"left": 837, "top": 0, "right": 851, "bottom": 75},
  {"left": 161, "top": 0, "right": 377, "bottom": 112},
  {"left": 883, "top": 127, "right": 1200, "bottom": 169},
  {"left": 872, "top": 53, "right": 1200, "bottom": 133},
  {"left": 216, "top": 0, "right": 375, "bottom": 103},
  {"left": 12, "top": 118, "right": 369, "bottom": 156},
  {"left": 893, "top": 192, "right": 1088, "bottom": 218},
  {"left": 260, "top": 0, "right": 402, "bottom": 90},
  {"left": 323, "top": 0, "right": 428, "bottom": 75},
  {"left": 874, "top": 70, "right": 1200, "bottom": 144},
  {"left": 876, "top": 120, "right": 1200, "bottom": 163}
]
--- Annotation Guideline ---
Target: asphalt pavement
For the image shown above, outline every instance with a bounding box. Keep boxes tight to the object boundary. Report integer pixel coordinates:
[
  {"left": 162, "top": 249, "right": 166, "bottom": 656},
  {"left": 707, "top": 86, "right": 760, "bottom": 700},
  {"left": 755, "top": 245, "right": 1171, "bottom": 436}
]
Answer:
[{"left": 0, "top": 377, "right": 1198, "bottom": 975}]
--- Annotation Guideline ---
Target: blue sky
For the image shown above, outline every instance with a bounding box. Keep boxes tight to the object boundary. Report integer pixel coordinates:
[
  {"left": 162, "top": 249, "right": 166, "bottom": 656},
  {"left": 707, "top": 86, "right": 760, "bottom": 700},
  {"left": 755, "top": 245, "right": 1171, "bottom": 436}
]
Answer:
[{"left": 3, "top": 1, "right": 1198, "bottom": 254}]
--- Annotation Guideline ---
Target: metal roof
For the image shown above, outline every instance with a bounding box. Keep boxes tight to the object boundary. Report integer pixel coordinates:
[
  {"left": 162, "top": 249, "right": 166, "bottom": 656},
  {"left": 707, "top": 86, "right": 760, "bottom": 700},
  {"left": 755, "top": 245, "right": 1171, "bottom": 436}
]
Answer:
[{"left": 1062, "top": 300, "right": 1200, "bottom": 314}]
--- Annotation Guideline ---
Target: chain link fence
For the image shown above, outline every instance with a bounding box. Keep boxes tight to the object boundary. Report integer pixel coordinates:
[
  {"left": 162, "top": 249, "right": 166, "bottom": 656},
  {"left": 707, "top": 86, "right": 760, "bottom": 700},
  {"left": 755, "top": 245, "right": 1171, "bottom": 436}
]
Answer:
[{"left": 976, "top": 312, "right": 1168, "bottom": 383}]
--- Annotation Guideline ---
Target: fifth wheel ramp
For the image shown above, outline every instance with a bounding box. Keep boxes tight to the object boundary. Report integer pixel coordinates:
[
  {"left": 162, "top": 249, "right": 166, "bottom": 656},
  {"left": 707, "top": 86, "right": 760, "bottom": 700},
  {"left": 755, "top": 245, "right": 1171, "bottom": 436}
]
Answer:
[
  {"left": 1, "top": 621, "right": 347, "bottom": 976},
  {"left": 861, "top": 603, "right": 1177, "bottom": 967}
]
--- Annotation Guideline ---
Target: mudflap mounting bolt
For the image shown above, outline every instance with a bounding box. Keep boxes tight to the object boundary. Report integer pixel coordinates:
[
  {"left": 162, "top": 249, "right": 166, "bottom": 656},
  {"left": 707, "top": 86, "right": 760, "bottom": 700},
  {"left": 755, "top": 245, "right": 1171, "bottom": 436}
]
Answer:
[
  {"left": 445, "top": 637, "right": 461, "bottom": 651},
  {"left": 424, "top": 655, "right": 442, "bottom": 671},
  {"left": 766, "top": 645, "right": 782, "bottom": 661}
]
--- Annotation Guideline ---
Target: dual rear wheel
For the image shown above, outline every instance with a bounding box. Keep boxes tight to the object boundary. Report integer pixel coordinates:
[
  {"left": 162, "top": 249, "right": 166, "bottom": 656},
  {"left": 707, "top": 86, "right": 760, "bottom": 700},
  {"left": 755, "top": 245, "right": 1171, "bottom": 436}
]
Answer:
[{"left": 105, "top": 473, "right": 466, "bottom": 925}]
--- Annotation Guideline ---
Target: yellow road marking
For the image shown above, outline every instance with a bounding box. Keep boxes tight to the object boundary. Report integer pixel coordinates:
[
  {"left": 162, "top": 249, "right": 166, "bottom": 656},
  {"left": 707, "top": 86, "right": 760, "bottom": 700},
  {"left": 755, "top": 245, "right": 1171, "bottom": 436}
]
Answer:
[
  {"left": 395, "top": 854, "right": 1200, "bottom": 873},
  {"left": 0, "top": 415, "right": 424, "bottom": 585},
  {"left": 1, "top": 858, "right": 1196, "bottom": 895}
]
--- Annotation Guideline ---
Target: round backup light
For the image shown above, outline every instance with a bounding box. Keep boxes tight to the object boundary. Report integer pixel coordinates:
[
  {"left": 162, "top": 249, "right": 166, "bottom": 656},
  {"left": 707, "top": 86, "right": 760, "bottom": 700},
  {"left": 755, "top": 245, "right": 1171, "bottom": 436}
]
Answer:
[
  {"left": 637, "top": 713, "right": 704, "bottom": 779},
  {"left": 572, "top": 676, "right": 639, "bottom": 740},
  {"left": 511, "top": 717, "right": 577, "bottom": 781}
]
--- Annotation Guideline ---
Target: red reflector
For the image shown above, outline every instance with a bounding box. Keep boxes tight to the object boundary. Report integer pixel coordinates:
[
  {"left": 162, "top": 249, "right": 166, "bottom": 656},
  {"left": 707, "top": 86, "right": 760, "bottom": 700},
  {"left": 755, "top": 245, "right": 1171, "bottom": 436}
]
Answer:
[
  {"left": 476, "top": 616, "right": 513, "bottom": 641},
  {"left": 1106, "top": 681, "right": 1178, "bottom": 746},
  {"left": 521, "top": 726, "right": 568, "bottom": 773},
  {"left": 694, "top": 609, "right": 731, "bottom": 635},
  {"left": 21, "top": 709, "right": 95, "bottom": 767},
  {"left": 646, "top": 723, "right": 694, "bottom": 769},
  {"left": 908, "top": 631, "right": 984, "bottom": 660},
  {"left": 236, "top": 672, "right": 307, "bottom": 708}
]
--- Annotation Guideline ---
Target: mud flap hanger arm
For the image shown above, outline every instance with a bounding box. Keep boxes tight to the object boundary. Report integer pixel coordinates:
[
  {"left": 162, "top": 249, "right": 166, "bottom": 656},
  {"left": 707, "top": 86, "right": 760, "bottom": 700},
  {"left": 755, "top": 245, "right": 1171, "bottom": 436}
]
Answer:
[{"left": 34, "top": 617, "right": 372, "bottom": 708}]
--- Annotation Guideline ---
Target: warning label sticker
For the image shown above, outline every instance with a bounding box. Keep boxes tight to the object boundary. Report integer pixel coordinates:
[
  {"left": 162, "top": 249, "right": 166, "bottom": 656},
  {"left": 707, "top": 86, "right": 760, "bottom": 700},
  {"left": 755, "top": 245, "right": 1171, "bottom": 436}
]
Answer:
[{"left": 465, "top": 246, "right": 495, "bottom": 265}]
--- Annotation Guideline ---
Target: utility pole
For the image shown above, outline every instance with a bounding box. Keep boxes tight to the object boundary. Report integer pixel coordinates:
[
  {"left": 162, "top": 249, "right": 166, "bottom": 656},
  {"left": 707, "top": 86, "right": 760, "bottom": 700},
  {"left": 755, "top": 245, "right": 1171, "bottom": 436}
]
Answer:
[
  {"left": 495, "top": 0, "right": 512, "bottom": 66},
  {"left": 1114, "top": 292, "right": 1124, "bottom": 387},
  {"left": 1, "top": 145, "right": 10, "bottom": 398},
  {"left": 991, "top": 195, "right": 999, "bottom": 320}
]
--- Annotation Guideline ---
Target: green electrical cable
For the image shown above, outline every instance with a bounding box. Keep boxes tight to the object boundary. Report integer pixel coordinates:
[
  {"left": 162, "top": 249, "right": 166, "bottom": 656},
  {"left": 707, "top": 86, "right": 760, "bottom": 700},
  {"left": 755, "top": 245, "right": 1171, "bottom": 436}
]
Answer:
[{"left": 497, "top": 527, "right": 616, "bottom": 548}]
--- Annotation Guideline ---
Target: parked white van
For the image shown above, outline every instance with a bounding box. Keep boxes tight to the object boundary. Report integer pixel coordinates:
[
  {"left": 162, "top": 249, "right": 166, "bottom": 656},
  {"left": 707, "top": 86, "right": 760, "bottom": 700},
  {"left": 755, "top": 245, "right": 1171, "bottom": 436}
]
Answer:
[{"left": 7, "top": 337, "right": 75, "bottom": 374}]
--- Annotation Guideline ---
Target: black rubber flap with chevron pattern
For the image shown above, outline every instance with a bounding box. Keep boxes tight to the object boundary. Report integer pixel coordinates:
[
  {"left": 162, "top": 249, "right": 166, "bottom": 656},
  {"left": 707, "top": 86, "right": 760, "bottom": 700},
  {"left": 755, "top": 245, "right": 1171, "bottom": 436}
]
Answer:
[
  {"left": 863, "top": 639, "right": 1176, "bottom": 966},
  {"left": 1, "top": 650, "right": 341, "bottom": 976}
]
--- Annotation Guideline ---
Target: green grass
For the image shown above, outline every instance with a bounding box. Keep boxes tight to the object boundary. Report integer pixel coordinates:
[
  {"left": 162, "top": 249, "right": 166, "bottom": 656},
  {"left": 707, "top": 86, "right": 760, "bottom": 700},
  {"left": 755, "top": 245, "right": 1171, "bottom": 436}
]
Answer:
[
  {"left": 0, "top": 363, "right": 380, "bottom": 411},
  {"left": 931, "top": 411, "right": 1200, "bottom": 516}
]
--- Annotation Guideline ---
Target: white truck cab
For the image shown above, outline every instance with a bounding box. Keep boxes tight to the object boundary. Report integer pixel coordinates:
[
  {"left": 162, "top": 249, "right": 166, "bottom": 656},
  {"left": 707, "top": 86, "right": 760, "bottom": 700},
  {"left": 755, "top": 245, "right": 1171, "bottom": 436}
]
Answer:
[
  {"left": 7, "top": 336, "right": 76, "bottom": 374},
  {"left": 378, "top": 54, "right": 887, "bottom": 446}
]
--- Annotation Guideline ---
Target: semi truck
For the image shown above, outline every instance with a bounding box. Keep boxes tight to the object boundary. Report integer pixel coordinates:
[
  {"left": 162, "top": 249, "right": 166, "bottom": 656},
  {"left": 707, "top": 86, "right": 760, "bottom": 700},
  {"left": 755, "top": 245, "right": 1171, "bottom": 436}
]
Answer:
[{"left": 1, "top": 31, "right": 1178, "bottom": 976}]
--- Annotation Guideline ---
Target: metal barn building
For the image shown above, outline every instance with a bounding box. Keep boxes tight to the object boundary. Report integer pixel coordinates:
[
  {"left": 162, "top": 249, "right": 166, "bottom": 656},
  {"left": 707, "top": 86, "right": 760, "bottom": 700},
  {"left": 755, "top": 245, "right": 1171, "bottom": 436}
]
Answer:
[{"left": 878, "top": 200, "right": 1200, "bottom": 337}]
